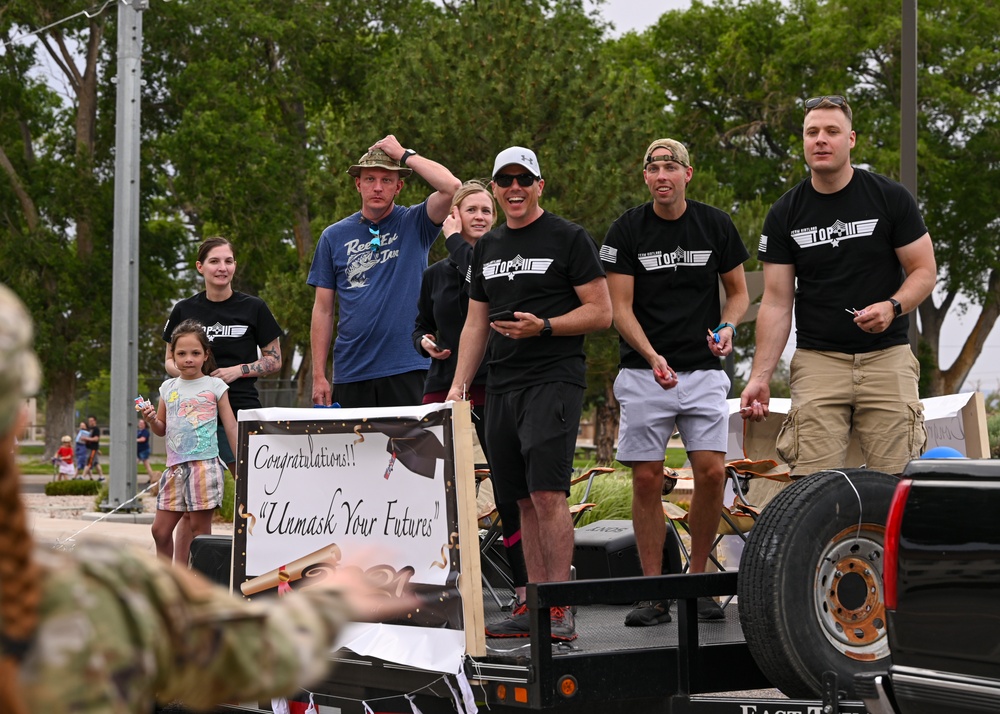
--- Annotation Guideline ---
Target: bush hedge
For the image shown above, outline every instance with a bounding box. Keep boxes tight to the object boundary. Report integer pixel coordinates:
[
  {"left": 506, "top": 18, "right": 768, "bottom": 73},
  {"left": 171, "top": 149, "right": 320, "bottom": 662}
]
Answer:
[
  {"left": 86, "top": 473, "right": 236, "bottom": 522},
  {"left": 44, "top": 479, "right": 102, "bottom": 496}
]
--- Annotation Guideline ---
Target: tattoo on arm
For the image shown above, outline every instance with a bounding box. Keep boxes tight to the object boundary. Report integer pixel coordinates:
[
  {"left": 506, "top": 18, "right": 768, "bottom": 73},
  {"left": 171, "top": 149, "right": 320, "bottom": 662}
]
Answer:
[{"left": 250, "top": 344, "right": 282, "bottom": 376}]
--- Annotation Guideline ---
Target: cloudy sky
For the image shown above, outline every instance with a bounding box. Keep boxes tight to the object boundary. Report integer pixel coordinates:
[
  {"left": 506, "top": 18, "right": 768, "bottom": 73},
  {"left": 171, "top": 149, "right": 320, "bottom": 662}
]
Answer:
[{"left": 593, "top": 0, "right": 690, "bottom": 35}]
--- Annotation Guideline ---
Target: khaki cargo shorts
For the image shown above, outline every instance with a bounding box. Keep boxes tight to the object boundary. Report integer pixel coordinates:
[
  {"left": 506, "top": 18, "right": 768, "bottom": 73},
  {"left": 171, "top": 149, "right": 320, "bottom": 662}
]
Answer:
[{"left": 777, "top": 345, "right": 925, "bottom": 475}]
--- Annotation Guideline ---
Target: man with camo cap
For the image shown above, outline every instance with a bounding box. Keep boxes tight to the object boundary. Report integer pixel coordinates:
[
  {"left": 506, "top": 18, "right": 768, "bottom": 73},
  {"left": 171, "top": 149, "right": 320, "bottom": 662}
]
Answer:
[{"left": 0, "top": 283, "right": 411, "bottom": 713}]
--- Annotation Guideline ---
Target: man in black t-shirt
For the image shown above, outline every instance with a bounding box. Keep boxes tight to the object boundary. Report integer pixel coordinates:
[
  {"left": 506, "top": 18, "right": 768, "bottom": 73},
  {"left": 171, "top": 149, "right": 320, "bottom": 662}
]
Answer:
[
  {"left": 603, "top": 139, "right": 749, "bottom": 626},
  {"left": 741, "top": 95, "right": 937, "bottom": 475},
  {"left": 447, "top": 147, "right": 611, "bottom": 642},
  {"left": 81, "top": 414, "right": 104, "bottom": 480}
]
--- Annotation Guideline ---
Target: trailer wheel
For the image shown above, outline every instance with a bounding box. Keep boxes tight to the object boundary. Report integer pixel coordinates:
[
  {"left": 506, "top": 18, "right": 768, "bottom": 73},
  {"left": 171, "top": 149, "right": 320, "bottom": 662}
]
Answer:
[{"left": 738, "top": 468, "right": 898, "bottom": 699}]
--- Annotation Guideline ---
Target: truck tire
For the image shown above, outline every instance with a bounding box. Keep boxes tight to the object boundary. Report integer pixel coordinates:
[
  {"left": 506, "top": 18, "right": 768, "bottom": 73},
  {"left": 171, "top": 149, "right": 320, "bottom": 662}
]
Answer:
[{"left": 738, "top": 468, "right": 898, "bottom": 699}]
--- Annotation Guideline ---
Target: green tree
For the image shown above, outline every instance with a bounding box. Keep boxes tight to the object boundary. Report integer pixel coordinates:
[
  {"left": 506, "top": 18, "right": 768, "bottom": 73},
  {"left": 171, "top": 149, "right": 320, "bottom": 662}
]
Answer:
[
  {"left": 0, "top": 1, "right": 183, "bottom": 453},
  {"left": 140, "top": 0, "right": 431, "bottom": 403},
  {"left": 634, "top": 0, "right": 1000, "bottom": 396},
  {"left": 333, "top": 0, "right": 668, "bottom": 460}
]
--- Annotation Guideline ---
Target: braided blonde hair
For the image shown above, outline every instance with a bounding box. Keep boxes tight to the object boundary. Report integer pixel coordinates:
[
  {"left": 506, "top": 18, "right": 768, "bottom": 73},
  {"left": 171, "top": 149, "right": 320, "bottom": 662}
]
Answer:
[{"left": 0, "top": 284, "right": 43, "bottom": 714}]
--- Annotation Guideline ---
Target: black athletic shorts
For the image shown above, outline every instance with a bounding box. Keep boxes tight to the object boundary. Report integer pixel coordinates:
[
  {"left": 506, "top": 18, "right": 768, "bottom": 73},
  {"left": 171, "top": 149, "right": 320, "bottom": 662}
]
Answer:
[
  {"left": 333, "top": 370, "right": 427, "bottom": 409},
  {"left": 484, "top": 382, "right": 583, "bottom": 503}
]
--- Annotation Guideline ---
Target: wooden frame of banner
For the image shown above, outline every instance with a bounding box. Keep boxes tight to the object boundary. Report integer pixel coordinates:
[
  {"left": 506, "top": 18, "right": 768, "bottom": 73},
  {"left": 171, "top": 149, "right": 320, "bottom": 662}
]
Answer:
[
  {"left": 232, "top": 402, "right": 487, "bottom": 661},
  {"left": 958, "top": 391, "right": 990, "bottom": 458},
  {"left": 451, "top": 399, "right": 486, "bottom": 656}
]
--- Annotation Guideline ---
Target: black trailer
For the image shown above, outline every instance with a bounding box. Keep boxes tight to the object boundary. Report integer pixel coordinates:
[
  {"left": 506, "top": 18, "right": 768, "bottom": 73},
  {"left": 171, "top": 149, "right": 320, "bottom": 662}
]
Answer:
[
  {"left": 195, "top": 558, "right": 869, "bottom": 714},
  {"left": 199, "top": 402, "right": 934, "bottom": 714}
]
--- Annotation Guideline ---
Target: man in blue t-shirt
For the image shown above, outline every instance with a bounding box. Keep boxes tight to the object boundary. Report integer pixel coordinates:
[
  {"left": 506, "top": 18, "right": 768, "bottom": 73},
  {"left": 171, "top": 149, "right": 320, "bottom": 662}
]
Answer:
[{"left": 308, "top": 134, "right": 460, "bottom": 408}]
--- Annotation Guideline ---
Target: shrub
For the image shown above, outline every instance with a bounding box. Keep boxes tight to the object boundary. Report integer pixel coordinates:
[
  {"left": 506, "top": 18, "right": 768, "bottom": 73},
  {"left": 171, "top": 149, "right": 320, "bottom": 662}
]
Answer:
[
  {"left": 45, "top": 479, "right": 102, "bottom": 496},
  {"left": 95, "top": 482, "right": 109, "bottom": 511},
  {"left": 217, "top": 470, "right": 236, "bottom": 523},
  {"left": 988, "top": 413, "right": 1000, "bottom": 459}
]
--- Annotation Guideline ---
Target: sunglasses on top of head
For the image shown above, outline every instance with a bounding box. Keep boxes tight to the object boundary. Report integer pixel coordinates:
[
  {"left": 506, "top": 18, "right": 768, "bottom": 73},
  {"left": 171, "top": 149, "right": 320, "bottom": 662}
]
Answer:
[
  {"left": 805, "top": 95, "right": 847, "bottom": 110},
  {"left": 493, "top": 173, "right": 538, "bottom": 188}
]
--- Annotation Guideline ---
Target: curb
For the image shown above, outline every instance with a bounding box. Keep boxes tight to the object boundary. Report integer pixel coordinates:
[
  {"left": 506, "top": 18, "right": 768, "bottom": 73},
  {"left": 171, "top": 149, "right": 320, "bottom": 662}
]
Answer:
[{"left": 81, "top": 511, "right": 155, "bottom": 525}]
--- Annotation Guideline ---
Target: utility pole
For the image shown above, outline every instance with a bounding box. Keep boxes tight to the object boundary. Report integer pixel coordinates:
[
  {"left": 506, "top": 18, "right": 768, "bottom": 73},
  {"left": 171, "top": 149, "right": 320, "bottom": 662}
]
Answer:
[
  {"left": 104, "top": 0, "right": 149, "bottom": 512},
  {"left": 901, "top": 0, "right": 919, "bottom": 354}
]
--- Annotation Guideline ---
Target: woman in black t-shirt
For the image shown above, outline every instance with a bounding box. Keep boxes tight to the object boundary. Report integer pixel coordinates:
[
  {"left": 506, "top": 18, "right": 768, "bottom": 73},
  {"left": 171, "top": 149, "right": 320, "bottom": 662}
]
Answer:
[{"left": 161, "top": 237, "right": 283, "bottom": 561}]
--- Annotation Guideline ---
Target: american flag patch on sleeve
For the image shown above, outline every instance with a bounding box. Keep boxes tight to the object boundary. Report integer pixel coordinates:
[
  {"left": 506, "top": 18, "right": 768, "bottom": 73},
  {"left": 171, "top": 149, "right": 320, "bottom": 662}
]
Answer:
[{"left": 600, "top": 244, "right": 618, "bottom": 263}]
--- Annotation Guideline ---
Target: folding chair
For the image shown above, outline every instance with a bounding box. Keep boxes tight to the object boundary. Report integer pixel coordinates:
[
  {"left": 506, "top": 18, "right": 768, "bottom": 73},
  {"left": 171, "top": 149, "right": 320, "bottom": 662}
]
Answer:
[
  {"left": 568, "top": 466, "right": 616, "bottom": 525},
  {"left": 661, "top": 460, "right": 790, "bottom": 571},
  {"left": 474, "top": 469, "right": 516, "bottom": 609},
  {"left": 661, "top": 418, "right": 793, "bottom": 610}
]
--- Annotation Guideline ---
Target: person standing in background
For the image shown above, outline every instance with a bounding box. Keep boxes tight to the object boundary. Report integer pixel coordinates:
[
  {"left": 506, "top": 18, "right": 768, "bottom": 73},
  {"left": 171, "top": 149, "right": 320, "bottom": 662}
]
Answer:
[
  {"left": 136, "top": 418, "right": 156, "bottom": 484},
  {"left": 80, "top": 414, "right": 103, "bottom": 481},
  {"left": 73, "top": 421, "right": 89, "bottom": 472},
  {"left": 54, "top": 435, "right": 76, "bottom": 481},
  {"left": 163, "top": 236, "right": 283, "bottom": 472}
]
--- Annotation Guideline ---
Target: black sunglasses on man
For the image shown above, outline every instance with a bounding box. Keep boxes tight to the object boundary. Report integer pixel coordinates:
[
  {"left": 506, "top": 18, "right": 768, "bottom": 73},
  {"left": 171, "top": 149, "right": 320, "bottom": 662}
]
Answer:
[{"left": 493, "top": 173, "right": 538, "bottom": 188}]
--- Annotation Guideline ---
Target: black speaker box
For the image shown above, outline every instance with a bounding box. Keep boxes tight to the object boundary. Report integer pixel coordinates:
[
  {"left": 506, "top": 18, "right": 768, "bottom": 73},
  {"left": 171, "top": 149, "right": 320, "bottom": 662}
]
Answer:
[
  {"left": 573, "top": 519, "right": 682, "bottom": 583},
  {"left": 189, "top": 534, "right": 234, "bottom": 587}
]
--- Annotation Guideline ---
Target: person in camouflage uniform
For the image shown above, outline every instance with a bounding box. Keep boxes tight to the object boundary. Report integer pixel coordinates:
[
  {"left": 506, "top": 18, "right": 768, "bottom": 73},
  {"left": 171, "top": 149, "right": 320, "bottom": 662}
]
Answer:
[
  {"left": 20, "top": 540, "right": 350, "bottom": 712},
  {"left": 0, "top": 283, "right": 398, "bottom": 713}
]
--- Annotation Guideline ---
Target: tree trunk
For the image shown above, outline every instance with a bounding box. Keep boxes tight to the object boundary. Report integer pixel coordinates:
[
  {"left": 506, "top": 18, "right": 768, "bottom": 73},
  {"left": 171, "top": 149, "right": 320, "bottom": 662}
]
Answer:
[
  {"left": 44, "top": 367, "right": 77, "bottom": 458},
  {"left": 296, "top": 345, "right": 313, "bottom": 408},
  {"left": 593, "top": 381, "right": 619, "bottom": 466},
  {"left": 937, "top": 268, "right": 1000, "bottom": 395},
  {"left": 920, "top": 269, "right": 1000, "bottom": 396}
]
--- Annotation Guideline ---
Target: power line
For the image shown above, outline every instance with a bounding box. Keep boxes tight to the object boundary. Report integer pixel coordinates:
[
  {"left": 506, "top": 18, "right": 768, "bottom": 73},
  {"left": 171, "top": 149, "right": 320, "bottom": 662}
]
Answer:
[{"left": 4, "top": 0, "right": 119, "bottom": 47}]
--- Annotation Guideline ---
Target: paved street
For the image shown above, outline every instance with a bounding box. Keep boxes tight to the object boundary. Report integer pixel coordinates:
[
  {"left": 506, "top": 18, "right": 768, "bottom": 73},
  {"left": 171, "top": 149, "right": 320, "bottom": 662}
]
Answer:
[{"left": 23, "top": 473, "right": 231, "bottom": 554}]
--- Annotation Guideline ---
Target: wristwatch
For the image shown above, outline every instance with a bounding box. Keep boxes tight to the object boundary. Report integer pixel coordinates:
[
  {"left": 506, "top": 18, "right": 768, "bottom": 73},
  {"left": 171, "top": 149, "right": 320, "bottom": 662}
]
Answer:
[
  {"left": 241, "top": 364, "right": 250, "bottom": 375},
  {"left": 400, "top": 149, "right": 417, "bottom": 166},
  {"left": 540, "top": 318, "right": 553, "bottom": 337},
  {"left": 889, "top": 298, "right": 903, "bottom": 318}
]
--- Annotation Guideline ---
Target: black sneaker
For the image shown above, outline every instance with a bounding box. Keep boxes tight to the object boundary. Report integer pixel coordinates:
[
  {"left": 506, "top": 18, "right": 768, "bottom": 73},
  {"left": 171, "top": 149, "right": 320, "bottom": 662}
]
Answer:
[
  {"left": 624, "top": 599, "right": 673, "bottom": 626},
  {"left": 697, "top": 597, "right": 725, "bottom": 621},
  {"left": 485, "top": 600, "right": 530, "bottom": 638},
  {"left": 550, "top": 606, "right": 577, "bottom": 642}
]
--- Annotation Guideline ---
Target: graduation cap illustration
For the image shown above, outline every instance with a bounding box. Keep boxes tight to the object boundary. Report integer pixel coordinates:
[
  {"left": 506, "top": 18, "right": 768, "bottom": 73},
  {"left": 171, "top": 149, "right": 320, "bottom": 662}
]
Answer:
[{"left": 364, "top": 420, "right": 447, "bottom": 480}]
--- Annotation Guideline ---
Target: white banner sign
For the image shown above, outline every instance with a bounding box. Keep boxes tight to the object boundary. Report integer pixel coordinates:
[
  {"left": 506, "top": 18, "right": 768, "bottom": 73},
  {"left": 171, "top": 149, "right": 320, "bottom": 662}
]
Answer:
[{"left": 233, "top": 403, "right": 480, "bottom": 674}]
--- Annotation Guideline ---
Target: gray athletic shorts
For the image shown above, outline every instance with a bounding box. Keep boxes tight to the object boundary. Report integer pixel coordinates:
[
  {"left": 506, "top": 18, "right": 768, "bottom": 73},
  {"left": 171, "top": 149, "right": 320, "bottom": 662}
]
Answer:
[{"left": 614, "top": 368, "right": 730, "bottom": 461}]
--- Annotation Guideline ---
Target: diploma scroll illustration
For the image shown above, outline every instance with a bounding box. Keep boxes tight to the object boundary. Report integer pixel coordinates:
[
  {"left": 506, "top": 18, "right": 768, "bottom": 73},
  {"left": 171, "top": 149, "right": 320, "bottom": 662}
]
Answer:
[
  {"left": 240, "top": 544, "right": 343, "bottom": 596},
  {"left": 240, "top": 543, "right": 416, "bottom": 598}
]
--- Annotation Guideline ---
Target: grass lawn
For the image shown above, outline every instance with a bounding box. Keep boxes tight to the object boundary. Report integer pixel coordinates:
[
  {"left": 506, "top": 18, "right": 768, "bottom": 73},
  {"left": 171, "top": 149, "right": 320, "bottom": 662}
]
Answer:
[
  {"left": 25, "top": 441, "right": 687, "bottom": 527},
  {"left": 568, "top": 446, "right": 689, "bottom": 526}
]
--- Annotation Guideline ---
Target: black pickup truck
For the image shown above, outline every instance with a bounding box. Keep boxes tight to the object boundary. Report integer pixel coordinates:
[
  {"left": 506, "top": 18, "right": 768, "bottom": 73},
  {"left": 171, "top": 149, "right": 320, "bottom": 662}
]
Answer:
[{"left": 856, "top": 457, "right": 1000, "bottom": 714}]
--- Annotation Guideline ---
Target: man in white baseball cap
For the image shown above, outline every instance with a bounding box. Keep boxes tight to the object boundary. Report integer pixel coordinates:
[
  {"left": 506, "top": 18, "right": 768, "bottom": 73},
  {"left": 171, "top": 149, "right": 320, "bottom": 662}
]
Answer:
[{"left": 447, "top": 146, "right": 611, "bottom": 642}]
